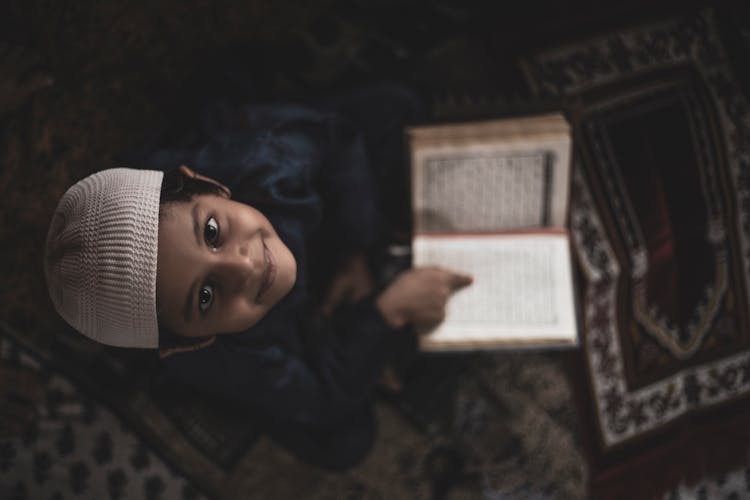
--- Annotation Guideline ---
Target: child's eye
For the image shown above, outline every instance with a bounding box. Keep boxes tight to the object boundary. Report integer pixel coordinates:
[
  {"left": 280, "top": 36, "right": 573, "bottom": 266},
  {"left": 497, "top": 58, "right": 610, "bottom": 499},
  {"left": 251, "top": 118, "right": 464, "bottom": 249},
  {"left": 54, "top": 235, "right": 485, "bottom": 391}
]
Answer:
[
  {"left": 198, "top": 284, "right": 214, "bottom": 312},
  {"left": 204, "top": 217, "right": 220, "bottom": 248}
]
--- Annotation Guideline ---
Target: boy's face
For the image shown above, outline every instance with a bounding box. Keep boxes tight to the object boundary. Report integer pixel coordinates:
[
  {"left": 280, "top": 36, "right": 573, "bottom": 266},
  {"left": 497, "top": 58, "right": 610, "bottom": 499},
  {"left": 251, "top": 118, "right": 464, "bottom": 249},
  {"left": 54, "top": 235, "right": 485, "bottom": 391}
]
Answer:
[{"left": 156, "top": 193, "right": 297, "bottom": 338}]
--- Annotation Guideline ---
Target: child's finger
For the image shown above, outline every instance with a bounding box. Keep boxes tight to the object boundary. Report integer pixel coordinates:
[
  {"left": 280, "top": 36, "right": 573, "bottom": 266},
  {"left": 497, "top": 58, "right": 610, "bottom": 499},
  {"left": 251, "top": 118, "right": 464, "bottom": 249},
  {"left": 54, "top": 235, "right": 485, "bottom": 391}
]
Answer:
[{"left": 448, "top": 271, "right": 473, "bottom": 291}]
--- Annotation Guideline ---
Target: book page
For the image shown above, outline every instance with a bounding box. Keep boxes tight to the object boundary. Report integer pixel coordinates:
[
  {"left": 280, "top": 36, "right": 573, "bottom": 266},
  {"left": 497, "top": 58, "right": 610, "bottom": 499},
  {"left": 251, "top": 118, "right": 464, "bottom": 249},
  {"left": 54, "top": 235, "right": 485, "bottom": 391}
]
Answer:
[
  {"left": 409, "top": 114, "right": 571, "bottom": 234},
  {"left": 418, "top": 149, "right": 552, "bottom": 232},
  {"left": 413, "top": 233, "right": 577, "bottom": 350}
]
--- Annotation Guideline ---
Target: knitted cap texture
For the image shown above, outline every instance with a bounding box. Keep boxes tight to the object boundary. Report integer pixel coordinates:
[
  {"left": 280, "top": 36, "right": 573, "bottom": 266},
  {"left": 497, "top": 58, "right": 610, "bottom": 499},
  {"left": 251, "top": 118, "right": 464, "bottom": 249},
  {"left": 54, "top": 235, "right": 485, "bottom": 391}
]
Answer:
[{"left": 44, "top": 168, "right": 164, "bottom": 348}]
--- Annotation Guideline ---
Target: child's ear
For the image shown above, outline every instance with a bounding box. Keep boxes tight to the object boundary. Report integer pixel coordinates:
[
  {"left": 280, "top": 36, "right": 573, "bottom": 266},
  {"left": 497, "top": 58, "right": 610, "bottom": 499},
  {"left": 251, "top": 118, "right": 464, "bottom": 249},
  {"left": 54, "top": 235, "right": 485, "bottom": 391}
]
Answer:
[{"left": 178, "top": 165, "right": 232, "bottom": 198}]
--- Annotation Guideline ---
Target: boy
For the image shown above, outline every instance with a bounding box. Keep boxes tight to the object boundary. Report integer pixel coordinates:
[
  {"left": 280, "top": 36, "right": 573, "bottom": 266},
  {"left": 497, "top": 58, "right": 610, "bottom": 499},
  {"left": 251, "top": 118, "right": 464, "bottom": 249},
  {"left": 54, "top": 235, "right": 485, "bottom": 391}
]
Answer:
[{"left": 45, "top": 86, "right": 472, "bottom": 469}]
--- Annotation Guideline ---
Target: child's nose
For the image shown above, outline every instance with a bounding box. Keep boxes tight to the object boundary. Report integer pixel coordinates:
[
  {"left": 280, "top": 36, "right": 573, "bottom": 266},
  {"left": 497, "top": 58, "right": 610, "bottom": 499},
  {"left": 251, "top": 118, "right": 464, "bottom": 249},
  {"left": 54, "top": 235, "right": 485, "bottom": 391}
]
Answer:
[{"left": 216, "top": 243, "right": 260, "bottom": 292}]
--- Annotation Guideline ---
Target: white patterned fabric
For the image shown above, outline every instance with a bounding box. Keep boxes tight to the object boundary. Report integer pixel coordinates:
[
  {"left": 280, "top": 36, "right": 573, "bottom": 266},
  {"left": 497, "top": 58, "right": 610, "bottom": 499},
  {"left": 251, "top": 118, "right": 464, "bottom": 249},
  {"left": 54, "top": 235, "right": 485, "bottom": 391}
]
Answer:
[{"left": 44, "top": 168, "right": 163, "bottom": 348}]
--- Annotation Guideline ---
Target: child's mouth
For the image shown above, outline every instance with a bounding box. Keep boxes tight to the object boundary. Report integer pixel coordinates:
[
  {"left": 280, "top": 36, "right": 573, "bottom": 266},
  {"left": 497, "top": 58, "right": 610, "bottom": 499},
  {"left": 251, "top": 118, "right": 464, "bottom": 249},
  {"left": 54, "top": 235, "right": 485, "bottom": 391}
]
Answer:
[{"left": 258, "top": 240, "right": 276, "bottom": 300}]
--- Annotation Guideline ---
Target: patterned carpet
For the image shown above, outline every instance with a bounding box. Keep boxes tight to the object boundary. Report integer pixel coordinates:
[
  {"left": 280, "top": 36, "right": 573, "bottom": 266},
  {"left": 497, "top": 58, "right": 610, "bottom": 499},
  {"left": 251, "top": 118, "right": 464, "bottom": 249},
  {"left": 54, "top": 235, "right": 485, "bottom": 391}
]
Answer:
[{"left": 522, "top": 6, "right": 750, "bottom": 499}]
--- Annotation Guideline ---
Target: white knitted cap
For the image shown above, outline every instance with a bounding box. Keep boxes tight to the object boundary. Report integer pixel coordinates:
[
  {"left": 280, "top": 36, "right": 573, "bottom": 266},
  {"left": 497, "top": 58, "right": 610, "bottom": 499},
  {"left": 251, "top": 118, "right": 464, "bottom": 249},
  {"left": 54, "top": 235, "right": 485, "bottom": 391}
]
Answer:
[{"left": 44, "top": 168, "right": 164, "bottom": 348}]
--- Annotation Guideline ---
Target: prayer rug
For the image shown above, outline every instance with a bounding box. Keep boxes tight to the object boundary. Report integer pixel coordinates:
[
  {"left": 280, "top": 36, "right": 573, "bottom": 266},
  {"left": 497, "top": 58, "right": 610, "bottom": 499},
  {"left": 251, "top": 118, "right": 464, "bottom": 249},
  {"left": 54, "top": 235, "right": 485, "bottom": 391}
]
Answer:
[
  {"left": 662, "top": 461, "right": 750, "bottom": 499},
  {"left": 521, "top": 8, "right": 750, "bottom": 499}
]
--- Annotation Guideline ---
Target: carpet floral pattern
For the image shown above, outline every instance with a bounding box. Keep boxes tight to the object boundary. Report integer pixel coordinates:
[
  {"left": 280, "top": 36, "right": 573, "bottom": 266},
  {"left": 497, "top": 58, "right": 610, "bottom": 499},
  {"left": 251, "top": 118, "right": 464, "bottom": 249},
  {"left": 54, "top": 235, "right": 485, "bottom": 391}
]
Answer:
[{"left": 522, "top": 8, "right": 750, "bottom": 498}]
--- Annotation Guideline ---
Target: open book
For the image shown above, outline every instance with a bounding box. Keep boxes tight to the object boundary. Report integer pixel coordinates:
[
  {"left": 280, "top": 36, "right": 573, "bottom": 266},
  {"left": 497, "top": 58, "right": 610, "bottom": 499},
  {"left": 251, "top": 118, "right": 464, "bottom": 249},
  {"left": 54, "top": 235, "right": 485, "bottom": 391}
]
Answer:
[{"left": 407, "top": 113, "right": 579, "bottom": 350}]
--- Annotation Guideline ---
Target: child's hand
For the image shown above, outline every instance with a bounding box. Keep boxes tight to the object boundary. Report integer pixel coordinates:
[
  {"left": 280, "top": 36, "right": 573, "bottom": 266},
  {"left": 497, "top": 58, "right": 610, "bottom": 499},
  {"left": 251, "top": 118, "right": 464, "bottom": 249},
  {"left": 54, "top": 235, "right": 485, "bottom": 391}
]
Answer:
[
  {"left": 375, "top": 266, "right": 473, "bottom": 331},
  {"left": 320, "top": 253, "right": 374, "bottom": 316}
]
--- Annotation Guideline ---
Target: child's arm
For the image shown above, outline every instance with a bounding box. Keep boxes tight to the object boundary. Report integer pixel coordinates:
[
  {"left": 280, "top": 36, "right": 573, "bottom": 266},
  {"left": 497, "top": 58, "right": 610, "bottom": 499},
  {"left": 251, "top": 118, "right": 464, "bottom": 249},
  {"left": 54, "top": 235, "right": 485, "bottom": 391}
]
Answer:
[
  {"left": 158, "top": 299, "right": 404, "bottom": 429},
  {"left": 320, "top": 253, "right": 373, "bottom": 316},
  {"left": 157, "top": 268, "right": 471, "bottom": 428}
]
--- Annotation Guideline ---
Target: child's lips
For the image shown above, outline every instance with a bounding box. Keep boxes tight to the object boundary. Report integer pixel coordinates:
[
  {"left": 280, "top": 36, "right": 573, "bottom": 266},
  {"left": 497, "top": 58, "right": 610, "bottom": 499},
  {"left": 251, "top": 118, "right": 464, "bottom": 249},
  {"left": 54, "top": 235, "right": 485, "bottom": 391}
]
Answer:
[{"left": 257, "top": 240, "right": 276, "bottom": 300}]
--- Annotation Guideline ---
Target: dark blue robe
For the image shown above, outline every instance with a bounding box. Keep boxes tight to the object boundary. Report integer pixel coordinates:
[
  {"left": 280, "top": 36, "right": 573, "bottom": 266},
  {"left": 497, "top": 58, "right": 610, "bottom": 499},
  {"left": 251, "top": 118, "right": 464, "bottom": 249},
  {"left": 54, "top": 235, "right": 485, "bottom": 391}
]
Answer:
[{"left": 133, "top": 84, "right": 423, "bottom": 469}]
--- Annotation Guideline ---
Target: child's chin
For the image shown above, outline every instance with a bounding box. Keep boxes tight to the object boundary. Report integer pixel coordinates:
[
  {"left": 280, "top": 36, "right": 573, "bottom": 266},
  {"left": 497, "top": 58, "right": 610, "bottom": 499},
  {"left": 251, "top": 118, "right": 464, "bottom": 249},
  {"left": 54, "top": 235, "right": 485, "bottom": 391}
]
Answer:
[{"left": 273, "top": 271, "right": 297, "bottom": 303}]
